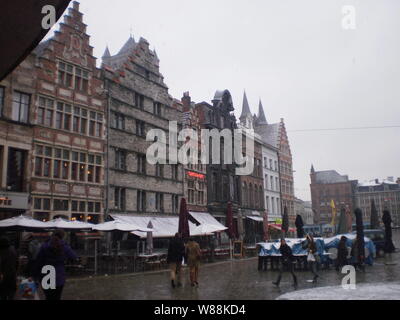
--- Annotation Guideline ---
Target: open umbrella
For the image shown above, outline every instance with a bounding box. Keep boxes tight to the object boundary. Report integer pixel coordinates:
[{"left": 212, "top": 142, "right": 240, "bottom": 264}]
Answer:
[
  {"left": 370, "top": 200, "right": 380, "bottom": 230},
  {"left": 354, "top": 208, "right": 366, "bottom": 264},
  {"left": 345, "top": 206, "right": 353, "bottom": 233},
  {"left": 282, "top": 206, "right": 289, "bottom": 237},
  {"left": 263, "top": 210, "right": 269, "bottom": 242},
  {"left": 382, "top": 210, "right": 395, "bottom": 254},
  {"left": 337, "top": 207, "right": 348, "bottom": 235},
  {"left": 146, "top": 221, "right": 154, "bottom": 255},
  {"left": 295, "top": 215, "right": 304, "bottom": 238},
  {"left": 178, "top": 198, "right": 190, "bottom": 240},
  {"left": 226, "top": 202, "right": 236, "bottom": 239}
]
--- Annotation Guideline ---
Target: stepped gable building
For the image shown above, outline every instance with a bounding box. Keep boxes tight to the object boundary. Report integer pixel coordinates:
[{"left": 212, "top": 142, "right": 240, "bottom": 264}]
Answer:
[
  {"left": 310, "top": 166, "right": 358, "bottom": 225},
  {"left": 254, "top": 101, "right": 295, "bottom": 226},
  {"left": 180, "top": 93, "right": 208, "bottom": 213},
  {"left": 194, "top": 90, "right": 241, "bottom": 237},
  {"left": 29, "top": 2, "right": 106, "bottom": 223},
  {"left": 102, "top": 33, "right": 184, "bottom": 218},
  {"left": 238, "top": 92, "right": 265, "bottom": 242}
]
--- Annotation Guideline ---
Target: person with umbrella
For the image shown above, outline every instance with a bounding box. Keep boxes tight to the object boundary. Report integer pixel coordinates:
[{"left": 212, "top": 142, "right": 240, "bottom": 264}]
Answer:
[
  {"left": 282, "top": 206, "right": 290, "bottom": 238},
  {"left": 273, "top": 238, "right": 298, "bottom": 289},
  {"left": 167, "top": 233, "right": 185, "bottom": 288}
]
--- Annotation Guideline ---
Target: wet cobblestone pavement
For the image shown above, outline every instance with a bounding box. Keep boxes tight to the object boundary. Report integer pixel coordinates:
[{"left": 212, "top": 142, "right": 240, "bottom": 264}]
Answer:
[{"left": 63, "top": 231, "right": 400, "bottom": 300}]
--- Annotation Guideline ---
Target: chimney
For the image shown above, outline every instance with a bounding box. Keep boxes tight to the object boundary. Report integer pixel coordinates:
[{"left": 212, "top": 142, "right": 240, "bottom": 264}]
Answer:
[
  {"left": 181, "top": 92, "right": 191, "bottom": 112},
  {"left": 375, "top": 179, "right": 379, "bottom": 184}
]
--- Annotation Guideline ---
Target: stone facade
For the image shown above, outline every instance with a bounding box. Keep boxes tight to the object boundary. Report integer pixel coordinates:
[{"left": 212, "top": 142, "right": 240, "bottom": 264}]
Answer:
[
  {"left": 355, "top": 178, "right": 400, "bottom": 227},
  {"left": 102, "top": 34, "right": 184, "bottom": 218},
  {"left": 310, "top": 166, "right": 358, "bottom": 225},
  {"left": 0, "top": 56, "right": 35, "bottom": 219},
  {"left": 195, "top": 90, "right": 241, "bottom": 236}
]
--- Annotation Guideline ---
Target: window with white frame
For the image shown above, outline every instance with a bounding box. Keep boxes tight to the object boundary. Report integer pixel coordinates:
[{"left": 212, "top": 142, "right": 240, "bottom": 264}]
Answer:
[{"left": 12, "top": 91, "right": 30, "bottom": 123}]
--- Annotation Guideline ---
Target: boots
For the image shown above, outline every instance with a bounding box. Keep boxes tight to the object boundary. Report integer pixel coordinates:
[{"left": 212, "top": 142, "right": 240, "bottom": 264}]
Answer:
[
  {"left": 293, "top": 275, "right": 298, "bottom": 289},
  {"left": 273, "top": 275, "right": 282, "bottom": 287}
]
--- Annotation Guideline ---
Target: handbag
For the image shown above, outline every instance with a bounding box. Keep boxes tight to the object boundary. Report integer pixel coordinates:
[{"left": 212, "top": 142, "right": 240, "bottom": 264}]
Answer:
[{"left": 307, "top": 252, "right": 316, "bottom": 262}]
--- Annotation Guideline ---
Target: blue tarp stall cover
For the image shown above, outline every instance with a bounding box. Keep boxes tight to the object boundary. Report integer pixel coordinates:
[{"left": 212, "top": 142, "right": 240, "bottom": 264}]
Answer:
[{"left": 258, "top": 233, "right": 376, "bottom": 265}]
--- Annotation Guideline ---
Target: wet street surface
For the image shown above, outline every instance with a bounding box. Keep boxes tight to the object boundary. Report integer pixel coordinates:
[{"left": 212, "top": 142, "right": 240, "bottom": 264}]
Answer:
[{"left": 63, "top": 231, "right": 400, "bottom": 300}]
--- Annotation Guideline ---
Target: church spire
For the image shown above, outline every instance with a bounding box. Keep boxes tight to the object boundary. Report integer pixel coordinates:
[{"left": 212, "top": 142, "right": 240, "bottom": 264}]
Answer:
[
  {"left": 240, "top": 91, "right": 252, "bottom": 121},
  {"left": 257, "top": 99, "right": 268, "bottom": 125},
  {"left": 102, "top": 46, "right": 111, "bottom": 59}
]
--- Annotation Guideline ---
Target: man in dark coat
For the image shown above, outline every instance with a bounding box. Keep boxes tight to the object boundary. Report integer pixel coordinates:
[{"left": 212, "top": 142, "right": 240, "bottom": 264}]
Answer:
[
  {"left": 382, "top": 210, "right": 395, "bottom": 254},
  {"left": 273, "top": 239, "right": 298, "bottom": 288},
  {"left": 0, "top": 237, "right": 18, "bottom": 300},
  {"left": 167, "top": 233, "right": 185, "bottom": 288}
]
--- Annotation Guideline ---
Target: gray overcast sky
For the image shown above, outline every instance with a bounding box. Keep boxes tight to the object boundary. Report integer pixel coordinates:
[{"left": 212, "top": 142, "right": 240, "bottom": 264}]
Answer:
[{"left": 51, "top": 0, "right": 400, "bottom": 200}]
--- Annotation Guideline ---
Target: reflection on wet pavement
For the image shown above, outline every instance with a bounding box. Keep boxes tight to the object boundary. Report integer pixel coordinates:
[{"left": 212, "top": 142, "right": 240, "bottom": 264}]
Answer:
[{"left": 63, "top": 231, "right": 400, "bottom": 300}]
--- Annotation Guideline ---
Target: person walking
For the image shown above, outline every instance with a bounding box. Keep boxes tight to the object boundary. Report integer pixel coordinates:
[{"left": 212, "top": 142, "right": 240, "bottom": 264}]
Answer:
[
  {"left": 273, "top": 239, "right": 298, "bottom": 289},
  {"left": 305, "top": 235, "right": 319, "bottom": 283},
  {"left": 167, "top": 233, "right": 185, "bottom": 288},
  {"left": 351, "top": 238, "right": 365, "bottom": 272},
  {"left": 0, "top": 237, "right": 18, "bottom": 300},
  {"left": 185, "top": 238, "right": 201, "bottom": 287},
  {"left": 336, "top": 236, "right": 349, "bottom": 271},
  {"left": 34, "top": 230, "right": 77, "bottom": 300}
]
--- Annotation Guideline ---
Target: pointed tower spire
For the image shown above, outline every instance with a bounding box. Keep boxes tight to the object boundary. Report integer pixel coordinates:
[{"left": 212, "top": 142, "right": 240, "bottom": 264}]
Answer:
[
  {"left": 118, "top": 35, "right": 136, "bottom": 54},
  {"left": 257, "top": 100, "right": 268, "bottom": 125},
  {"left": 240, "top": 91, "right": 252, "bottom": 121},
  {"left": 102, "top": 46, "right": 111, "bottom": 59}
]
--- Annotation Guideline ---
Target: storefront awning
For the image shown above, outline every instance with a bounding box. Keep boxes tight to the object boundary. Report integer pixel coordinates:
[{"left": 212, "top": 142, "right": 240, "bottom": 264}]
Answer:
[
  {"left": 111, "top": 212, "right": 227, "bottom": 239},
  {"left": 246, "top": 216, "right": 264, "bottom": 222}
]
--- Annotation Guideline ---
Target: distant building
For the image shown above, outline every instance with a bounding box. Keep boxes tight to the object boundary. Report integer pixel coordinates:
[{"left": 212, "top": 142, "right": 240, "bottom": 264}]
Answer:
[
  {"left": 294, "top": 199, "right": 314, "bottom": 226},
  {"left": 355, "top": 177, "right": 400, "bottom": 227},
  {"left": 254, "top": 101, "right": 295, "bottom": 225},
  {"left": 180, "top": 93, "right": 208, "bottom": 213},
  {"left": 310, "top": 166, "right": 358, "bottom": 225}
]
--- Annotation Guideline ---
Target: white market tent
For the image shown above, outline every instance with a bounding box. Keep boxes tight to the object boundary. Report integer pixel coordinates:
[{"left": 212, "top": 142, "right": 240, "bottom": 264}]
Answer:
[
  {"left": 92, "top": 220, "right": 152, "bottom": 232},
  {"left": 111, "top": 212, "right": 227, "bottom": 239},
  {"left": 47, "top": 218, "right": 94, "bottom": 230},
  {"left": 0, "top": 215, "right": 50, "bottom": 230}
]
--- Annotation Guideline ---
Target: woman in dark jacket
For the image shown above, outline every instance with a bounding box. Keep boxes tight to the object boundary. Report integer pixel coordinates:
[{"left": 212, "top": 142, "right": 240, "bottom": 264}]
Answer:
[
  {"left": 273, "top": 239, "right": 298, "bottom": 288},
  {"left": 305, "top": 235, "right": 319, "bottom": 282},
  {"left": 34, "top": 230, "right": 77, "bottom": 300},
  {"left": 0, "top": 237, "right": 18, "bottom": 300},
  {"left": 336, "top": 236, "right": 348, "bottom": 271}
]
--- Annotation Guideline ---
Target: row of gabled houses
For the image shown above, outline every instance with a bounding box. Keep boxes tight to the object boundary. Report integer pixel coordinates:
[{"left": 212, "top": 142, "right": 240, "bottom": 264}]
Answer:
[{"left": 0, "top": 2, "right": 296, "bottom": 243}]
